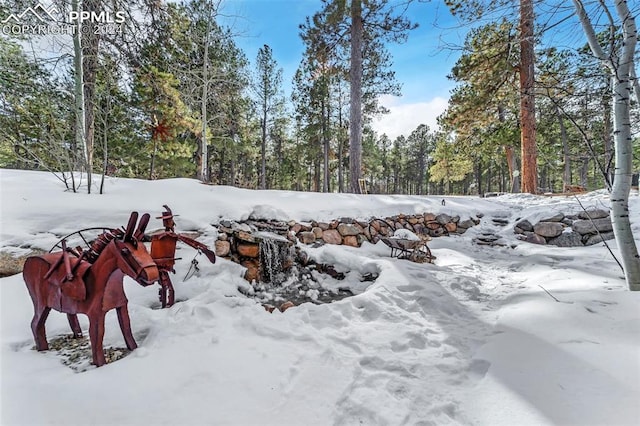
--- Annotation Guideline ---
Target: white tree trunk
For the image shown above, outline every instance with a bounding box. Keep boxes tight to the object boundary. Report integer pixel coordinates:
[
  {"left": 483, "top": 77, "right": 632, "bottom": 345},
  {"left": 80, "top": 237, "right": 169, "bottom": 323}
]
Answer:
[
  {"left": 573, "top": 0, "right": 640, "bottom": 290},
  {"left": 72, "top": 0, "right": 86, "bottom": 192}
]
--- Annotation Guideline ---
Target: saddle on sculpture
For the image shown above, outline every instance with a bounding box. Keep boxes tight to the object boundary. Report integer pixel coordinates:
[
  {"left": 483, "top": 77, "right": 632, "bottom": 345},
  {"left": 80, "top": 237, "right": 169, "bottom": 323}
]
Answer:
[{"left": 42, "top": 242, "right": 91, "bottom": 301}]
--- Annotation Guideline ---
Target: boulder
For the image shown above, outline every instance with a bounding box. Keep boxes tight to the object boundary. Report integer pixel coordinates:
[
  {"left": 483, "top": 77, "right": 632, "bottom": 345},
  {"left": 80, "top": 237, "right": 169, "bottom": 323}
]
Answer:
[
  {"left": 525, "top": 233, "right": 547, "bottom": 245},
  {"left": 584, "top": 232, "right": 615, "bottom": 246},
  {"left": 426, "top": 222, "right": 441, "bottom": 230},
  {"left": 515, "top": 219, "right": 533, "bottom": 232},
  {"left": 533, "top": 222, "right": 564, "bottom": 238},
  {"left": 458, "top": 219, "right": 475, "bottom": 229},
  {"left": 578, "top": 209, "right": 609, "bottom": 220},
  {"left": 298, "top": 231, "right": 316, "bottom": 244},
  {"left": 561, "top": 218, "right": 574, "bottom": 226},
  {"left": 316, "top": 222, "right": 330, "bottom": 231},
  {"left": 573, "top": 217, "right": 613, "bottom": 235},
  {"left": 343, "top": 235, "right": 359, "bottom": 247},
  {"left": 424, "top": 213, "right": 436, "bottom": 222},
  {"left": 237, "top": 242, "right": 259, "bottom": 258},
  {"left": 430, "top": 228, "right": 446, "bottom": 237},
  {"left": 548, "top": 232, "right": 583, "bottom": 247},
  {"left": 337, "top": 223, "right": 361, "bottom": 236},
  {"left": 436, "top": 213, "right": 451, "bottom": 225},
  {"left": 311, "top": 226, "right": 323, "bottom": 239},
  {"left": 214, "top": 240, "right": 231, "bottom": 257},
  {"left": 322, "top": 229, "right": 342, "bottom": 245},
  {"left": 540, "top": 212, "right": 564, "bottom": 222},
  {"left": 413, "top": 224, "right": 426, "bottom": 236},
  {"left": 444, "top": 222, "right": 457, "bottom": 233},
  {"left": 0, "top": 249, "right": 45, "bottom": 277},
  {"left": 279, "top": 301, "right": 295, "bottom": 312},
  {"left": 241, "top": 259, "right": 260, "bottom": 282}
]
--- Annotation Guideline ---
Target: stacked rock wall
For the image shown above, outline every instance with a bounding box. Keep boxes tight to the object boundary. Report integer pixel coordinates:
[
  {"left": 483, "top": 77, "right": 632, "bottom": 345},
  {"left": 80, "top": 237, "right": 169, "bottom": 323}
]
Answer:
[
  {"left": 515, "top": 209, "right": 614, "bottom": 246},
  {"left": 214, "top": 212, "right": 481, "bottom": 281}
]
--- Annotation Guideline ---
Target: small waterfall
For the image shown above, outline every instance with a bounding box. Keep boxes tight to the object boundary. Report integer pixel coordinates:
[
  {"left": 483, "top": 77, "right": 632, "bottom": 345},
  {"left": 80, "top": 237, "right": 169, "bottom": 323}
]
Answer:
[{"left": 256, "top": 232, "right": 293, "bottom": 284}]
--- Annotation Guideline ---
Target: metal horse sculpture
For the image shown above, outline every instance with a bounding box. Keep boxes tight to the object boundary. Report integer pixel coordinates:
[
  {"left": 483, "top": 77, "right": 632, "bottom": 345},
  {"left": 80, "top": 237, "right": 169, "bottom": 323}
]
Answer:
[{"left": 23, "top": 212, "right": 159, "bottom": 367}]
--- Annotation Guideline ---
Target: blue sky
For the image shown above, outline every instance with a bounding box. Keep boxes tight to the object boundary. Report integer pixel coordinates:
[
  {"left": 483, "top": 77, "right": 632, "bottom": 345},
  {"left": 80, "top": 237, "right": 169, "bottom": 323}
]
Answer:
[{"left": 220, "top": 0, "right": 466, "bottom": 139}]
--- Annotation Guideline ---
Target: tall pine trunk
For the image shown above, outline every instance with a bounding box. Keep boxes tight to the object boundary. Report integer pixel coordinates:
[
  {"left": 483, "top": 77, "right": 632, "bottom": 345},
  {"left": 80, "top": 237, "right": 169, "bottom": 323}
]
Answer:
[
  {"left": 519, "top": 0, "right": 538, "bottom": 194},
  {"left": 349, "top": 0, "right": 363, "bottom": 194}
]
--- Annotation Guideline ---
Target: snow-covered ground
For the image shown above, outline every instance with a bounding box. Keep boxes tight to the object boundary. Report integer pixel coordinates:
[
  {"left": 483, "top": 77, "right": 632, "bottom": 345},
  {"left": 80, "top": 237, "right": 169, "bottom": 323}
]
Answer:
[{"left": 1, "top": 169, "right": 639, "bottom": 425}]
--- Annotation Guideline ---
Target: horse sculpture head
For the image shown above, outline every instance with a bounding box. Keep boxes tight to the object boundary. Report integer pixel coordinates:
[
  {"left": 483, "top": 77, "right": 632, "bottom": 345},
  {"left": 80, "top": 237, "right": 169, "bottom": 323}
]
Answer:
[{"left": 109, "top": 212, "right": 159, "bottom": 286}]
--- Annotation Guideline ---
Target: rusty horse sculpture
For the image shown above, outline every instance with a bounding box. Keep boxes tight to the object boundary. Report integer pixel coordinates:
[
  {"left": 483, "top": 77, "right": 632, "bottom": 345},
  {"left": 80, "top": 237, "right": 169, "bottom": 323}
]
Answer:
[{"left": 23, "top": 212, "right": 159, "bottom": 367}]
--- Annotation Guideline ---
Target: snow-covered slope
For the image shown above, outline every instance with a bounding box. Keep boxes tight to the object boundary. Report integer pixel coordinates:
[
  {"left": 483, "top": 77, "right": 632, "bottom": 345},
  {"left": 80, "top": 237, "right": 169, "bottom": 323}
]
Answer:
[{"left": 1, "top": 169, "right": 639, "bottom": 425}]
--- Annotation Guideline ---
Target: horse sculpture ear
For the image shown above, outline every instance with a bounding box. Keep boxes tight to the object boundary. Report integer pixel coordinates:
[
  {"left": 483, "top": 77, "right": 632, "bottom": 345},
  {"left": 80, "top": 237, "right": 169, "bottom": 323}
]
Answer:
[
  {"left": 124, "top": 212, "right": 139, "bottom": 241},
  {"left": 134, "top": 213, "right": 150, "bottom": 240}
]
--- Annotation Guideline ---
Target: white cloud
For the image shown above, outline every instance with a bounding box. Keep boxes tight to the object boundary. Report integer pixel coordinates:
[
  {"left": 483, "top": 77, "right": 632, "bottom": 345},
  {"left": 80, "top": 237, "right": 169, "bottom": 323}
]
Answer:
[{"left": 371, "top": 95, "right": 448, "bottom": 140}]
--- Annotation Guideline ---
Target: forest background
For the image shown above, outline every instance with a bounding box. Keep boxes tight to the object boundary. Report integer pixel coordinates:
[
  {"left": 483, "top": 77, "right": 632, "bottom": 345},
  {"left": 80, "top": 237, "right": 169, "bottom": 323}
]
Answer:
[{"left": 1, "top": 0, "right": 638, "bottom": 196}]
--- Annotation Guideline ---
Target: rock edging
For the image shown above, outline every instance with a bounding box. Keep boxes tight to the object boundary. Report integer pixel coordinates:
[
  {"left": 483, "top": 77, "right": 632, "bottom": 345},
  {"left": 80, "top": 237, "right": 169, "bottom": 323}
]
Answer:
[{"left": 514, "top": 209, "right": 614, "bottom": 246}]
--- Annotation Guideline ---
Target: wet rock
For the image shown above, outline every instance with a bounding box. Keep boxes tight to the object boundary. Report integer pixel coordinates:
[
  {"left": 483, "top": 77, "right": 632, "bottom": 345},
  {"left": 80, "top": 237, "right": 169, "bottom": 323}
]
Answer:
[
  {"left": 533, "top": 222, "right": 564, "bottom": 238},
  {"left": 548, "top": 232, "right": 583, "bottom": 247},
  {"left": 237, "top": 243, "right": 259, "bottom": 258},
  {"left": 241, "top": 259, "right": 260, "bottom": 282},
  {"left": 444, "top": 222, "right": 457, "bottom": 233}
]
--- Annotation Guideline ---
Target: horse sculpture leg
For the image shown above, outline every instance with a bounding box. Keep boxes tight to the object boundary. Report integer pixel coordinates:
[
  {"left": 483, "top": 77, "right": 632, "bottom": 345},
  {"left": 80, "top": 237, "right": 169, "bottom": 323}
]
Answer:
[
  {"left": 67, "top": 314, "right": 83, "bottom": 338},
  {"left": 116, "top": 305, "right": 137, "bottom": 351},
  {"left": 158, "top": 271, "right": 175, "bottom": 308},
  {"left": 31, "top": 306, "right": 51, "bottom": 351},
  {"left": 88, "top": 311, "right": 107, "bottom": 367}
]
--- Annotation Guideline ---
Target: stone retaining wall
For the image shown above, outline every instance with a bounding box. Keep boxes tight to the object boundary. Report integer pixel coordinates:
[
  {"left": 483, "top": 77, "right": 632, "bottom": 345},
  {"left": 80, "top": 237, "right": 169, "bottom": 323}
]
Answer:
[
  {"left": 515, "top": 209, "right": 614, "bottom": 246},
  {"left": 214, "top": 212, "right": 481, "bottom": 281}
]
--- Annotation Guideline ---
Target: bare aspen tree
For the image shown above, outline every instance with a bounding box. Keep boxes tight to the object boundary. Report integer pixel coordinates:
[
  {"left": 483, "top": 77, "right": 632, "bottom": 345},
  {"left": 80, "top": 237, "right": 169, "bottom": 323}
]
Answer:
[{"left": 572, "top": 0, "right": 640, "bottom": 290}]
